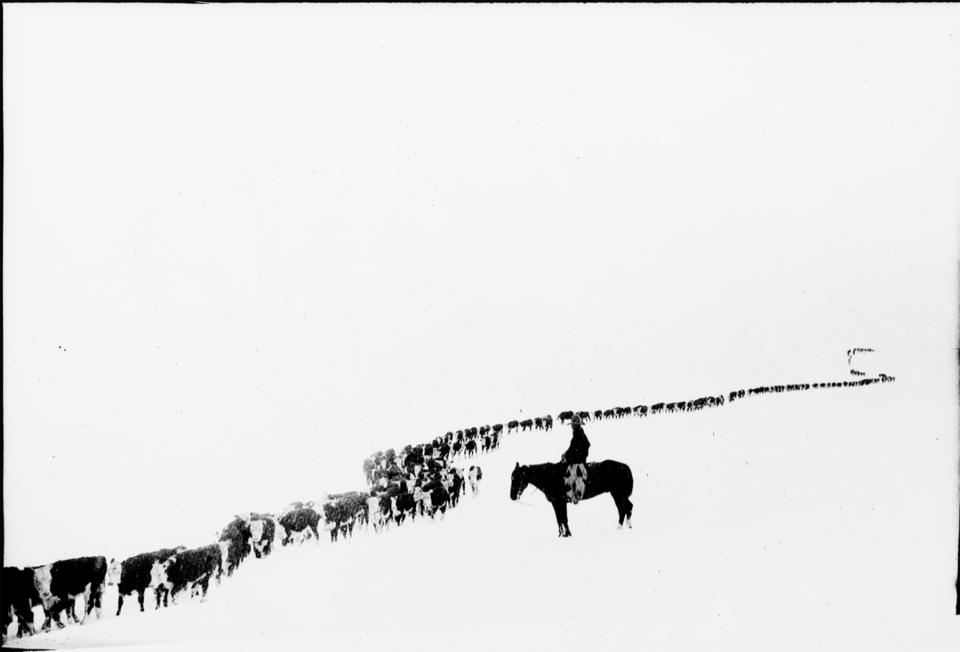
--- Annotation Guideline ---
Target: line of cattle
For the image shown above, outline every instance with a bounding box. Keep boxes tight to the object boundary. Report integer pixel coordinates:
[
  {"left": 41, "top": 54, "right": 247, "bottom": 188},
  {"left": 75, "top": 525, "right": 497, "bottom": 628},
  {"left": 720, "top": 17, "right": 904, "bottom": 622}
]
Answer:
[
  {"left": 1, "top": 458, "right": 486, "bottom": 642},
  {"left": 3, "top": 372, "right": 894, "bottom": 642}
]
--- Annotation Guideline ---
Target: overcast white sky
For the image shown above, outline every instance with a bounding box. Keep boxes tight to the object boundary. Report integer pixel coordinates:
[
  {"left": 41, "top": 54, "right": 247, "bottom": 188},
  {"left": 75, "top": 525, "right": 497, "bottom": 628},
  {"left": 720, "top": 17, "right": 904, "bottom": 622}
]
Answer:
[{"left": 4, "top": 4, "right": 959, "bottom": 569}]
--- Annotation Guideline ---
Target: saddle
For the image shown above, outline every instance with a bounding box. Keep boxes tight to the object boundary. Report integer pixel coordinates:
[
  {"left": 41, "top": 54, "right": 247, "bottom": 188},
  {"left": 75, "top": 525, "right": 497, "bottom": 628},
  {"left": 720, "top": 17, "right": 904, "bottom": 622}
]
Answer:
[{"left": 563, "top": 463, "right": 588, "bottom": 504}]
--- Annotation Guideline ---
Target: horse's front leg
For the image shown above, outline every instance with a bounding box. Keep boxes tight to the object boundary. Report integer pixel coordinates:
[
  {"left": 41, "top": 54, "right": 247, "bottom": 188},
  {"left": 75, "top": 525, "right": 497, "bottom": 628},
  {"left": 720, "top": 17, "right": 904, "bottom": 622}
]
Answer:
[{"left": 551, "top": 500, "right": 571, "bottom": 537}]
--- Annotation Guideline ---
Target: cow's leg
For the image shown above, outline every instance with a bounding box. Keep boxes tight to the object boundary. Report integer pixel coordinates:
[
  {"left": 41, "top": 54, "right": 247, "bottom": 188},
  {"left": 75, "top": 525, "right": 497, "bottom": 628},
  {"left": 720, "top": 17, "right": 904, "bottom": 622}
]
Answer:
[
  {"left": 48, "top": 603, "right": 66, "bottom": 630},
  {"left": 311, "top": 524, "right": 320, "bottom": 544},
  {"left": 116, "top": 592, "right": 125, "bottom": 617},
  {"left": 92, "top": 581, "right": 104, "bottom": 619},
  {"left": 18, "top": 606, "right": 37, "bottom": 638},
  {"left": 79, "top": 584, "right": 92, "bottom": 623}
]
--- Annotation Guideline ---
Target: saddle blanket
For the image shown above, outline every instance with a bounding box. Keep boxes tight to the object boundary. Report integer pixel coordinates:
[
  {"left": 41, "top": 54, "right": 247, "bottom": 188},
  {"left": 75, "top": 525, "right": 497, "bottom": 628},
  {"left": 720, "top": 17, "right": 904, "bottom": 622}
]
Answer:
[{"left": 563, "top": 464, "right": 588, "bottom": 504}]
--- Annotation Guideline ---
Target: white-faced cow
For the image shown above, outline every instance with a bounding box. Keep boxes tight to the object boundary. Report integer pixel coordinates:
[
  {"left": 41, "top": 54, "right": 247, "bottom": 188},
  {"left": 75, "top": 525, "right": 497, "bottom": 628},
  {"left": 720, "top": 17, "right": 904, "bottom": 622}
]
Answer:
[
  {"left": 218, "top": 516, "right": 253, "bottom": 576},
  {"left": 113, "top": 547, "right": 184, "bottom": 616},
  {"left": 30, "top": 556, "right": 107, "bottom": 631},
  {"left": 247, "top": 513, "right": 278, "bottom": 559},
  {"left": 468, "top": 466, "right": 483, "bottom": 496},
  {"left": 152, "top": 545, "right": 223, "bottom": 608}
]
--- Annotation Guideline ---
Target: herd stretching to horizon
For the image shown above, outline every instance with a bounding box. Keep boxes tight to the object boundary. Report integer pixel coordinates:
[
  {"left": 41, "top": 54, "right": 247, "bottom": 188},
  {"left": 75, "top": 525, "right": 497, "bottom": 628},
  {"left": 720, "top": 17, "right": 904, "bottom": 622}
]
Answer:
[{"left": 2, "top": 361, "right": 895, "bottom": 642}]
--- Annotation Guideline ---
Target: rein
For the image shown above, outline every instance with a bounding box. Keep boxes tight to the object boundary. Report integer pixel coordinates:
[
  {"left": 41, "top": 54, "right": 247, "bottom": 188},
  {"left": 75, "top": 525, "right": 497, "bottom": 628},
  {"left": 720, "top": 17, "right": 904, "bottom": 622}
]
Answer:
[{"left": 512, "top": 484, "right": 542, "bottom": 508}]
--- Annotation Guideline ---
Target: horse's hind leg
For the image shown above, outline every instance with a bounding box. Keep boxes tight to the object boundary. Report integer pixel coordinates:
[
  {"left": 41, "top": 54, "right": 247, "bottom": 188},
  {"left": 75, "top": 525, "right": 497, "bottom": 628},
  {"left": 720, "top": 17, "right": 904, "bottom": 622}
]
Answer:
[{"left": 613, "top": 494, "right": 634, "bottom": 529}]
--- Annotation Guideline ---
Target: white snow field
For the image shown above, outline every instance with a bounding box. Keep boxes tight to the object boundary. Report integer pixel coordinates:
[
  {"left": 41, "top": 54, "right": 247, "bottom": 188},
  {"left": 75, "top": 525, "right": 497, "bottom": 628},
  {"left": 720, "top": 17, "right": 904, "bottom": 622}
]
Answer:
[{"left": 5, "top": 361, "right": 958, "bottom": 651}]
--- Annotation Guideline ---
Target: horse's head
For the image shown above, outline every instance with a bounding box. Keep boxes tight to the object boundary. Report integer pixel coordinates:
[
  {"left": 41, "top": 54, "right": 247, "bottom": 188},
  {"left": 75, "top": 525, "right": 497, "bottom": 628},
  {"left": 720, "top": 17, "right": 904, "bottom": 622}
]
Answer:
[{"left": 510, "top": 462, "right": 529, "bottom": 501}]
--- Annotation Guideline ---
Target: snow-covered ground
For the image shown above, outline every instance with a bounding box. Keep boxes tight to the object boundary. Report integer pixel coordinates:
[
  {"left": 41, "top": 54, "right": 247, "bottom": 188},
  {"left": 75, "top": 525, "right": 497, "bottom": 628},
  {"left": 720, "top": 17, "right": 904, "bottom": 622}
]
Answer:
[{"left": 6, "top": 362, "right": 957, "bottom": 651}]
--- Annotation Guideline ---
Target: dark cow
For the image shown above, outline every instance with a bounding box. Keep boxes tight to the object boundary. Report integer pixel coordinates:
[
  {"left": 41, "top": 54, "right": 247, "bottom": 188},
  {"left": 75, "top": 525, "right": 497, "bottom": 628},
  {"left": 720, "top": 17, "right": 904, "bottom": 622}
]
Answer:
[
  {"left": 114, "top": 547, "right": 183, "bottom": 616},
  {"left": 429, "top": 485, "right": 450, "bottom": 519},
  {"left": 2, "top": 566, "right": 39, "bottom": 639},
  {"left": 557, "top": 411, "right": 574, "bottom": 424},
  {"left": 30, "top": 556, "right": 107, "bottom": 631},
  {"left": 218, "top": 516, "right": 252, "bottom": 575},
  {"left": 520, "top": 419, "right": 533, "bottom": 431},
  {"left": 153, "top": 545, "right": 222, "bottom": 607},
  {"left": 507, "top": 420, "right": 519, "bottom": 433},
  {"left": 393, "top": 492, "right": 417, "bottom": 526},
  {"left": 330, "top": 492, "right": 369, "bottom": 526},
  {"left": 492, "top": 424, "right": 504, "bottom": 434},
  {"left": 279, "top": 505, "right": 322, "bottom": 545},
  {"left": 464, "top": 439, "right": 477, "bottom": 457},
  {"left": 543, "top": 415, "right": 553, "bottom": 431},
  {"left": 448, "top": 471, "right": 465, "bottom": 507},
  {"left": 322, "top": 500, "right": 349, "bottom": 542}
]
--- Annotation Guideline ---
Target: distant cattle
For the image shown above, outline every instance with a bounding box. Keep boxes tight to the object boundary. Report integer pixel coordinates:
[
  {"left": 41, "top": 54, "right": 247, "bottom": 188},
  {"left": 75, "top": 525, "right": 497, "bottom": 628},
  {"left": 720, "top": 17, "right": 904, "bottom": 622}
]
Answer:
[
  {"left": 279, "top": 505, "right": 322, "bottom": 545},
  {"left": 468, "top": 466, "right": 483, "bottom": 496},
  {"left": 429, "top": 485, "right": 450, "bottom": 519},
  {"left": 113, "top": 547, "right": 183, "bottom": 616},
  {"left": 393, "top": 493, "right": 417, "bottom": 526},
  {"left": 450, "top": 470, "right": 465, "bottom": 506},
  {"left": 368, "top": 495, "right": 395, "bottom": 532},
  {"left": 413, "top": 484, "right": 433, "bottom": 517}
]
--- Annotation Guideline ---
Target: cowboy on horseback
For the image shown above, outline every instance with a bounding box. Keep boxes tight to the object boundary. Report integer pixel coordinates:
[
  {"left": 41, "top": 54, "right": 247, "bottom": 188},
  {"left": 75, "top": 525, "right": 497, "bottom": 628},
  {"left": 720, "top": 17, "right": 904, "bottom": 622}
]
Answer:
[{"left": 561, "top": 414, "right": 590, "bottom": 504}]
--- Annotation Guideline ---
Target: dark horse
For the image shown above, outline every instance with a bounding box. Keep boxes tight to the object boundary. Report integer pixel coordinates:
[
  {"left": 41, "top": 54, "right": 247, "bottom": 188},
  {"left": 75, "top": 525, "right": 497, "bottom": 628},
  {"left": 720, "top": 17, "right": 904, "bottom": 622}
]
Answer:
[{"left": 510, "top": 460, "right": 634, "bottom": 537}]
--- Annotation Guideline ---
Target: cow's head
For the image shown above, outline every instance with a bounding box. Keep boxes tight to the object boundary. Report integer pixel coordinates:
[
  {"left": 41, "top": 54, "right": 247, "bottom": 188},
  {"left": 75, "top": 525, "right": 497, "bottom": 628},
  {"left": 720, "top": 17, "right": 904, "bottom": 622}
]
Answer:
[
  {"left": 150, "top": 559, "right": 171, "bottom": 587},
  {"left": 107, "top": 558, "right": 122, "bottom": 586}
]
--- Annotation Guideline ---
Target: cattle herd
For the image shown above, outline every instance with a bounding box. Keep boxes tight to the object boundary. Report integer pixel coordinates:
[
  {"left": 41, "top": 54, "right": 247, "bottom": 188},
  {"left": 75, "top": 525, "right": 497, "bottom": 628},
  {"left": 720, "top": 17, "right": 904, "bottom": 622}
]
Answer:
[
  {"left": 2, "top": 369, "right": 894, "bottom": 642},
  {"left": 1, "top": 421, "right": 503, "bottom": 642}
]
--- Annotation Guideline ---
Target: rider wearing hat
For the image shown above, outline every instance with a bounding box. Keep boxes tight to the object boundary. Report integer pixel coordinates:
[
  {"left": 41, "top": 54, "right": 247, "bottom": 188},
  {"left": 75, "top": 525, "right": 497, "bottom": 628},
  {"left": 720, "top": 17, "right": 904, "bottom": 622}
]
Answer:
[{"left": 561, "top": 414, "right": 590, "bottom": 503}]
